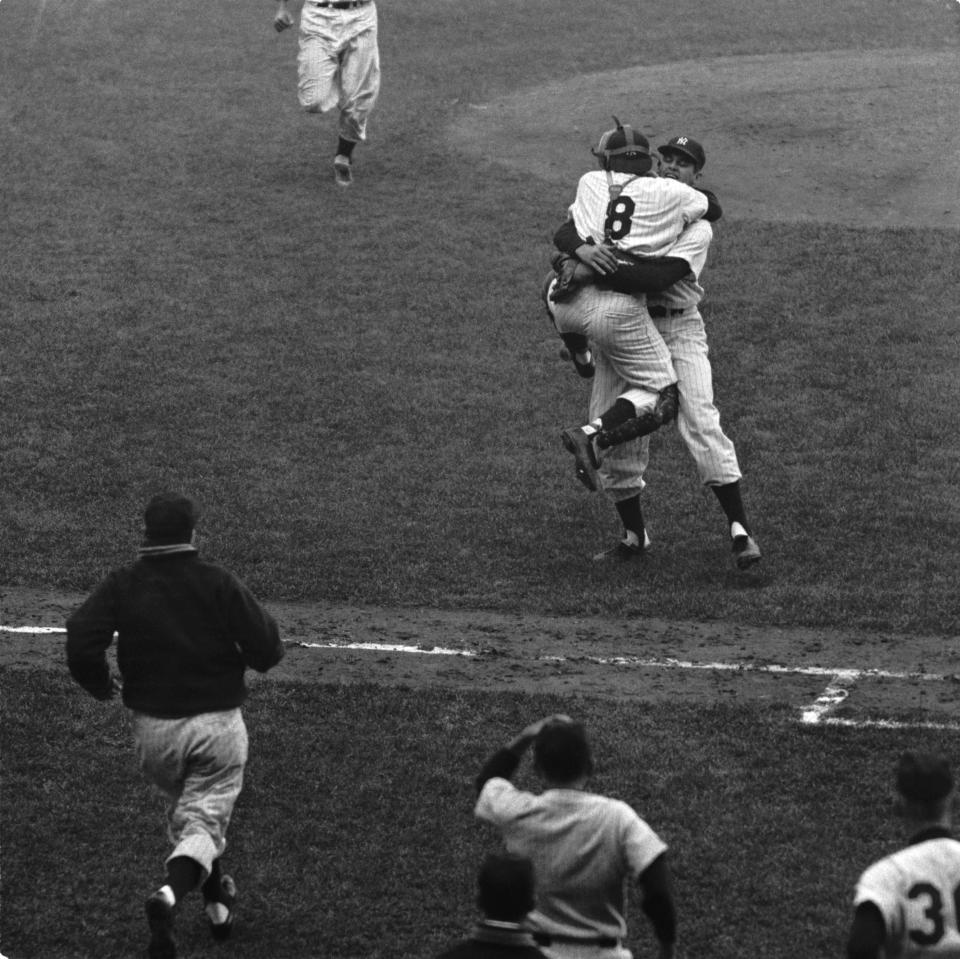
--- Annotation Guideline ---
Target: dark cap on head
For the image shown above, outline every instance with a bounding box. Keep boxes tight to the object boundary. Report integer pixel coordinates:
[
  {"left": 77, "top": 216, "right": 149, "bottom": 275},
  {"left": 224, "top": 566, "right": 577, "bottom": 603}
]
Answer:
[
  {"left": 658, "top": 135, "right": 706, "bottom": 170},
  {"left": 897, "top": 752, "right": 954, "bottom": 802},
  {"left": 143, "top": 493, "right": 199, "bottom": 545}
]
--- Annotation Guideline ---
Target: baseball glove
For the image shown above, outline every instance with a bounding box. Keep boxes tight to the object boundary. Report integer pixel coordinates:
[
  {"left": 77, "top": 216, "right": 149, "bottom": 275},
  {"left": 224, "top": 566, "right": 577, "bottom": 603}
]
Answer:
[{"left": 548, "top": 252, "right": 584, "bottom": 303}]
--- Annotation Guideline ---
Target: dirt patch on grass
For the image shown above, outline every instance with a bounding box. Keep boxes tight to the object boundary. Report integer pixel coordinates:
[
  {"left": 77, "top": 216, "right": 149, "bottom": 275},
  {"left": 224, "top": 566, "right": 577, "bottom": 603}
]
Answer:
[
  {"left": 448, "top": 48, "right": 960, "bottom": 229},
  {"left": 4, "top": 585, "right": 960, "bottom": 724}
]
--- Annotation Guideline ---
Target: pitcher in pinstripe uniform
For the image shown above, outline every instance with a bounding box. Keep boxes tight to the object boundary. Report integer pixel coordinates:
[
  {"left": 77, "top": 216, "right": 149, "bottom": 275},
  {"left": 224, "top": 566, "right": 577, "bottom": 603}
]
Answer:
[
  {"left": 66, "top": 493, "right": 285, "bottom": 959},
  {"left": 274, "top": 0, "right": 380, "bottom": 186},
  {"left": 639, "top": 137, "right": 760, "bottom": 570}
]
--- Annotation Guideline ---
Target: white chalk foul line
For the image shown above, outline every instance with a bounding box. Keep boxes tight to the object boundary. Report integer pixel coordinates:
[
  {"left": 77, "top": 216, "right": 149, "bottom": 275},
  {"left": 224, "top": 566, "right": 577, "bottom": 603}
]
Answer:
[
  {"left": 296, "top": 641, "right": 476, "bottom": 657},
  {"left": 6, "top": 626, "right": 958, "bottom": 729}
]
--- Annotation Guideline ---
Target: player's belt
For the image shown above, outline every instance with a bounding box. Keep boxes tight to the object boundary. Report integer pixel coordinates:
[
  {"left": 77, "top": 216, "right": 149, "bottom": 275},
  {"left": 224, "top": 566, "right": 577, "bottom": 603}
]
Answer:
[
  {"left": 532, "top": 932, "right": 620, "bottom": 948},
  {"left": 310, "top": 0, "right": 371, "bottom": 7},
  {"left": 648, "top": 305, "right": 688, "bottom": 318}
]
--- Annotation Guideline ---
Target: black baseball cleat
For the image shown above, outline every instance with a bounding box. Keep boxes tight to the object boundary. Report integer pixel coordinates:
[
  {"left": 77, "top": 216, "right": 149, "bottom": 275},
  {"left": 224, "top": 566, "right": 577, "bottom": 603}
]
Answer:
[
  {"left": 205, "top": 874, "right": 237, "bottom": 942},
  {"left": 561, "top": 427, "right": 599, "bottom": 491},
  {"left": 333, "top": 154, "right": 353, "bottom": 187},
  {"left": 593, "top": 530, "right": 652, "bottom": 562},
  {"left": 732, "top": 534, "right": 762, "bottom": 570},
  {"left": 145, "top": 890, "right": 177, "bottom": 959}
]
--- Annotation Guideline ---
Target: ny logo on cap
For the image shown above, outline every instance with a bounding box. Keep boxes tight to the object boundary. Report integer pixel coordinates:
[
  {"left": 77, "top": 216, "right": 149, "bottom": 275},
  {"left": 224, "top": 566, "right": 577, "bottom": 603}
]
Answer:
[{"left": 676, "top": 137, "right": 689, "bottom": 145}]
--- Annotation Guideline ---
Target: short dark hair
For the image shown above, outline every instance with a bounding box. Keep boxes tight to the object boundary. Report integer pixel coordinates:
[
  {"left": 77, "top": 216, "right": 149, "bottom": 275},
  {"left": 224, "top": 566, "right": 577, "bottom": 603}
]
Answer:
[
  {"left": 533, "top": 721, "right": 593, "bottom": 783},
  {"left": 143, "top": 492, "right": 199, "bottom": 545},
  {"left": 477, "top": 852, "right": 535, "bottom": 921},
  {"left": 897, "top": 752, "right": 954, "bottom": 803}
]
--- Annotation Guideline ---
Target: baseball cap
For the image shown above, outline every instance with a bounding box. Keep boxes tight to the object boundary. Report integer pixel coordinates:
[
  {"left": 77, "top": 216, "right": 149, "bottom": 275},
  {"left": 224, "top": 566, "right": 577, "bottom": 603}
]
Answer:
[
  {"left": 592, "top": 118, "right": 651, "bottom": 160},
  {"left": 896, "top": 751, "right": 954, "bottom": 802},
  {"left": 658, "top": 135, "right": 706, "bottom": 169},
  {"left": 143, "top": 492, "right": 199, "bottom": 544}
]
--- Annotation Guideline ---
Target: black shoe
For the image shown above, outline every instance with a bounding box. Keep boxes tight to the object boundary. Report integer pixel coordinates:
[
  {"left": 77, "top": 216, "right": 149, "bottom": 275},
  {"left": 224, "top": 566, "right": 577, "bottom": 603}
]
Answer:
[
  {"left": 205, "top": 874, "right": 237, "bottom": 942},
  {"left": 732, "top": 534, "right": 761, "bottom": 570},
  {"left": 593, "top": 531, "right": 651, "bottom": 562},
  {"left": 333, "top": 154, "right": 353, "bottom": 186},
  {"left": 561, "top": 427, "right": 599, "bottom": 491},
  {"left": 145, "top": 891, "right": 176, "bottom": 959}
]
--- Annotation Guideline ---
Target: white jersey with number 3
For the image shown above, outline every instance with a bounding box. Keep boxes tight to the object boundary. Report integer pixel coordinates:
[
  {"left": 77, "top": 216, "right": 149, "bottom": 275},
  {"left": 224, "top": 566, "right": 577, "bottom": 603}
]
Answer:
[
  {"left": 568, "top": 170, "right": 708, "bottom": 258},
  {"left": 854, "top": 836, "right": 960, "bottom": 959}
]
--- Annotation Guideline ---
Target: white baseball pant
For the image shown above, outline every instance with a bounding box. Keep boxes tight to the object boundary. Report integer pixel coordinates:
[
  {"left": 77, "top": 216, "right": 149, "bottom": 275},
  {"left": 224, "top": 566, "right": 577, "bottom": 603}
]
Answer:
[
  {"left": 297, "top": 1, "right": 380, "bottom": 142},
  {"left": 638, "top": 309, "right": 742, "bottom": 486},
  {"left": 551, "top": 285, "right": 677, "bottom": 500},
  {"left": 131, "top": 708, "right": 248, "bottom": 878}
]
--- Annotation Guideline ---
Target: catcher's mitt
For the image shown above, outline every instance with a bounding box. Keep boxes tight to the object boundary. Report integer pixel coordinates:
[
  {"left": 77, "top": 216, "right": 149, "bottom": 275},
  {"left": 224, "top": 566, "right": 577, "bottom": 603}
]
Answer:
[{"left": 548, "top": 252, "right": 584, "bottom": 303}]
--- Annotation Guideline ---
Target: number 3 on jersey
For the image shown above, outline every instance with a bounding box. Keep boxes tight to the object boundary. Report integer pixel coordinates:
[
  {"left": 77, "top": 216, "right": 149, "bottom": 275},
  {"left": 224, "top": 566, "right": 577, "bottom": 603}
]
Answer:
[
  {"left": 604, "top": 196, "right": 635, "bottom": 241},
  {"left": 908, "top": 882, "right": 960, "bottom": 946}
]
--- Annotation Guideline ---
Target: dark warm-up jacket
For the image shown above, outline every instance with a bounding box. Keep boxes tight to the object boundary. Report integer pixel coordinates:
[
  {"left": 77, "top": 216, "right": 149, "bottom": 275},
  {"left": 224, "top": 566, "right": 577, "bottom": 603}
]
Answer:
[{"left": 66, "top": 549, "right": 284, "bottom": 718}]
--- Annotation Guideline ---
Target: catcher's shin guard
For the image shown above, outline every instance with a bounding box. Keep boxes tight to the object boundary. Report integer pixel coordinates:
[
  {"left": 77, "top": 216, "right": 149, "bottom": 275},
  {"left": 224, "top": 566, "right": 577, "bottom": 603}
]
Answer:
[
  {"left": 655, "top": 383, "right": 679, "bottom": 424},
  {"left": 597, "top": 384, "right": 679, "bottom": 449}
]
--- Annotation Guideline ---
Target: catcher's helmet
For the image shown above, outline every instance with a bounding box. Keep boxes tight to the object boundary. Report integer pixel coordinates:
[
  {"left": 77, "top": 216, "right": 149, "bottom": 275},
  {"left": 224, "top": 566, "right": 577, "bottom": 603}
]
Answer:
[{"left": 592, "top": 116, "right": 651, "bottom": 162}]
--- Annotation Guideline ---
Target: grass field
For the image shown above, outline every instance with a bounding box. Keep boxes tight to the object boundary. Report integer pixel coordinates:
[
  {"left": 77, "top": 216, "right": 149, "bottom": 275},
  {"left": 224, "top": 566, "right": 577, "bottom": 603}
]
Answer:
[
  {"left": 2, "top": 0, "right": 959, "bottom": 630},
  {"left": 5, "top": 668, "right": 960, "bottom": 959},
  {"left": 2, "top": 0, "right": 960, "bottom": 956}
]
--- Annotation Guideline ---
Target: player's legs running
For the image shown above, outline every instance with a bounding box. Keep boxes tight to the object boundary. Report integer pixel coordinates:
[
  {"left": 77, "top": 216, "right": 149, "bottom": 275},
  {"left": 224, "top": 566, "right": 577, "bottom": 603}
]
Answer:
[{"left": 336, "top": 9, "right": 380, "bottom": 142}]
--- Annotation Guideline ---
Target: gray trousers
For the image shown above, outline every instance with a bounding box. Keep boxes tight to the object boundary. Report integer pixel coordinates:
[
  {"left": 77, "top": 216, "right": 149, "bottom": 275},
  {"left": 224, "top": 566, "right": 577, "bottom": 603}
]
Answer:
[{"left": 131, "top": 708, "right": 248, "bottom": 878}]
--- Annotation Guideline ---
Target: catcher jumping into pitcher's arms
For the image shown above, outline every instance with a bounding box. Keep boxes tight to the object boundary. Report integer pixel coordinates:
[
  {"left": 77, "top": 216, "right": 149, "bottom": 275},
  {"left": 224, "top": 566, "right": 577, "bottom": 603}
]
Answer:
[
  {"left": 544, "top": 128, "right": 761, "bottom": 569},
  {"left": 66, "top": 493, "right": 284, "bottom": 959},
  {"left": 473, "top": 715, "right": 677, "bottom": 959},
  {"left": 543, "top": 119, "right": 707, "bottom": 502}
]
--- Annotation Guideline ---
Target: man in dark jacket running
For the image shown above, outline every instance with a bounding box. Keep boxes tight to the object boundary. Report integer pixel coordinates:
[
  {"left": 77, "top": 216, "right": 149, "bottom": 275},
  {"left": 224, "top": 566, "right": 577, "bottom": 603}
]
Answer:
[{"left": 66, "top": 492, "right": 285, "bottom": 959}]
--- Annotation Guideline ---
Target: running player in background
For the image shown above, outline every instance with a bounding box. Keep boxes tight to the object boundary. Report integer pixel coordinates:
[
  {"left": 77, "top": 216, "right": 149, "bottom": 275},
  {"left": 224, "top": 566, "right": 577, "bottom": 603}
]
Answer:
[{"left": 274, "top": 0, "right": 380, "bottom": 186}]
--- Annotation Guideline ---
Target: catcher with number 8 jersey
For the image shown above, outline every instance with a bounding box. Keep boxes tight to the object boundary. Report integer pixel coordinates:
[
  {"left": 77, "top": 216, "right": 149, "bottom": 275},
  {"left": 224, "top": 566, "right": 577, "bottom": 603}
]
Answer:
[
  {"left": 568, "top": 124, "right": 708, "bottom": 257},
  {"left": 548, "top": 119, "right": 708, "bottom": 503}
]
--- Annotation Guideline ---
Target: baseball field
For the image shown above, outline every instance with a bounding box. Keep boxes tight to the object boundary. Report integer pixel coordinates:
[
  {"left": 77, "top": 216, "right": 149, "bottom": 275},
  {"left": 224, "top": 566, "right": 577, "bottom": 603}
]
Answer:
[{"left": 2, "top": 0, "right": 960, "bottom": 955}]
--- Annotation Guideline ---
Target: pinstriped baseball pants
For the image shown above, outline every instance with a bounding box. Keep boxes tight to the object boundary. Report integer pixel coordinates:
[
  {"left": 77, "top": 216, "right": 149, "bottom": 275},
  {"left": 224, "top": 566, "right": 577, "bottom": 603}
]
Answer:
[
  {"left": 638, "top": 311, "right": 742, "bottom": 486},
  {"left": 552, "top": 286, "right": 677, "bottom": 500},
  {"left": 297, "top": 2, "right": 380, "bottom": 142},
  {"left": 131, "top": 708, "right": 248, "bottom": 878}
]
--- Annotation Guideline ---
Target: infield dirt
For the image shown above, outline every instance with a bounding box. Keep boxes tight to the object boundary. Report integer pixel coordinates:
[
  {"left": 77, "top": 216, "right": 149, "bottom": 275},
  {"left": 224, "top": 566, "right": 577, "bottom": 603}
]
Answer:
[{"left": 4, "top": 585, "right": 960, "bottom": 725}]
